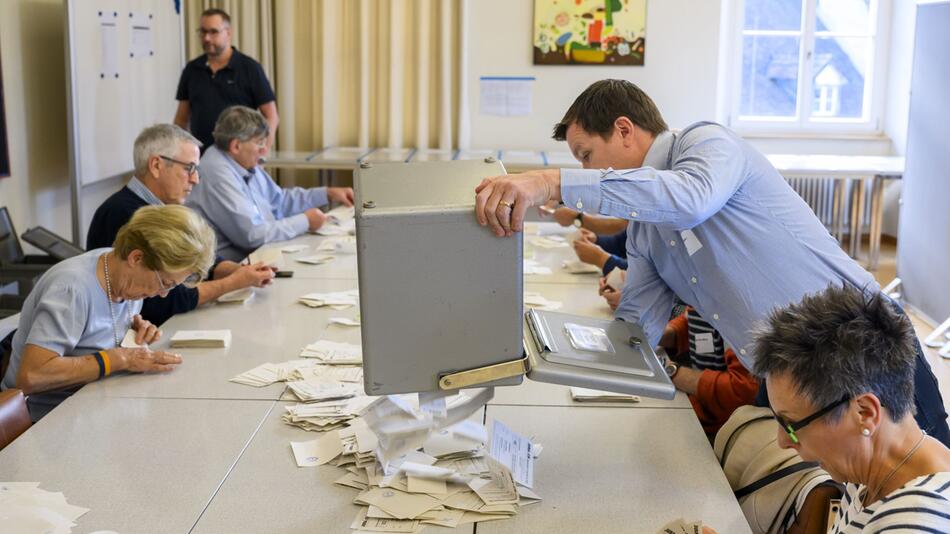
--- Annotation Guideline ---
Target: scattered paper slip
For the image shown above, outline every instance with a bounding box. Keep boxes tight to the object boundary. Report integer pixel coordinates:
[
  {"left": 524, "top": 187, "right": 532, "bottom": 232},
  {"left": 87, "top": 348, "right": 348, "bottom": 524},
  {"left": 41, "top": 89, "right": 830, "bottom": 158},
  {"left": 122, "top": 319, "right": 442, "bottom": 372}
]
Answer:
[
  {"left": 523, "top": 259, "right": 552, "bottom": 276},
  {"left": 170, "top": 330, "right": 231, "bottom": 348},
  {"left": 570, "top": 386, "right": 640, "bottom": 403},
  {"left": 315, "top": 223, "right": 355, "bottom": 237},
  {"left": 296, "top": 255, "right": 335, "bottom": 265},
  {"left": 0, "top": 482, "right": 90, "bottom": 533},
  {"left": 489, "top": 419, "right": 536, "bottom": 488},
  {"left": 247, "top": 247, "right": 284, "bottom": 269},
  {"left": 329, "top": 317, "right": 361, "bottom": 327},
  {"left": 291, "top": 430, "right": 343, "bottom": 467},
  {"left": 529, "top": 236, "right": 569, "bottom": 249},
  {"left": 316, "top": 236, "right": 357, "bottom": 254},
  {"left": 281, "top": 244, "right": 309, "bottom": 253},
  {"left": 523, "top": 292, "right": 562, "bottom": 311},
  {"left": 300, "top": 340, "right": 362, "bottom": 364},
  {"left": 562, "top": 259, "right": 602, "bottom": 274},
  {"left": 605, "top": 266, "right": 625, "bottom": 290},
  {"left": 217, "top": 287, "right": 254, "bottom": 304},
  {"left": 298, "top": 289, "right": 359, "bottom": 309}
]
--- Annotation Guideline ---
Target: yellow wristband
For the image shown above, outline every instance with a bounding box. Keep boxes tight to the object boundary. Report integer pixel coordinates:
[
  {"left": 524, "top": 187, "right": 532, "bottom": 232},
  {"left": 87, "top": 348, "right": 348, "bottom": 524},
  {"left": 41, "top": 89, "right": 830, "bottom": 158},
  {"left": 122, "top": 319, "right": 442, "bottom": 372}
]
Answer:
[{"left": 99, "top": 350, "right": 111, "bottom": 376}]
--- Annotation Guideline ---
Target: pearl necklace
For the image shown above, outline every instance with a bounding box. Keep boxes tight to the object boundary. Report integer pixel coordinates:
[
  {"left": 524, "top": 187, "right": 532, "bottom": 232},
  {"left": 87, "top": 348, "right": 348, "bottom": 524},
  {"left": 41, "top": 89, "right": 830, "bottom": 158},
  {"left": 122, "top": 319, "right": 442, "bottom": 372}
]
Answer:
[{"left": 102, "top": 253, "right": 132, "bottom": 347}]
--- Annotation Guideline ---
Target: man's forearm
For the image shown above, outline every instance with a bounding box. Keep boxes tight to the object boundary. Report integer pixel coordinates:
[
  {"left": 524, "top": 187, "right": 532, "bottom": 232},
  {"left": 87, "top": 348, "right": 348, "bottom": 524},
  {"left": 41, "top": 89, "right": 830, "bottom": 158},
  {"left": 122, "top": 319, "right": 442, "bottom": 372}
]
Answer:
[
  {"left": 195, "top": 277, "right": 241, "bottom": 305},
  {"left": 672, "top": 367, "right": 702, "bottom": 395}
]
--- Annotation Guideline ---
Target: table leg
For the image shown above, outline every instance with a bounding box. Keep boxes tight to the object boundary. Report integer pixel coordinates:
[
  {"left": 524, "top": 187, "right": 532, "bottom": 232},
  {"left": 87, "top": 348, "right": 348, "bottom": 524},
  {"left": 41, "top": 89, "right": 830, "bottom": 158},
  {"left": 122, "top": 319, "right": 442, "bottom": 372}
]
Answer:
[
  {"left": 849, "top": 179, "right": 866, "bottom": 259},
  {"left": 868, "top": 175, "right": 885, "bottom": 271}
]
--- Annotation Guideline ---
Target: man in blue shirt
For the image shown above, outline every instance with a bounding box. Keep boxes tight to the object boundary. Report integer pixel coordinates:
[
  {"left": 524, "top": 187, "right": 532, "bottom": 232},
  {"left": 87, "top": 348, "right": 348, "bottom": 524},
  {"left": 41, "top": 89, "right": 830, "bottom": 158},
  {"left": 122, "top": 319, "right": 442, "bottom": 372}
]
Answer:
[
  {"left": 474, "top": 79, "right": 949, "bottom": 445},
  {"left": 188, "top": 106, "right": 354, "bottom": 262}
]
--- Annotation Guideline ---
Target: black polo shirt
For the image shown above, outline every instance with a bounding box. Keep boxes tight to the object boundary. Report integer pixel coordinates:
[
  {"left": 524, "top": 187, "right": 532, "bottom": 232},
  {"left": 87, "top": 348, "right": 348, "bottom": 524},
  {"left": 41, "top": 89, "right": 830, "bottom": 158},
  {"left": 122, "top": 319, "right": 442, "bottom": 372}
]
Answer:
[{"left": 176, "top": 47, "right": 275, "bottom": 148}]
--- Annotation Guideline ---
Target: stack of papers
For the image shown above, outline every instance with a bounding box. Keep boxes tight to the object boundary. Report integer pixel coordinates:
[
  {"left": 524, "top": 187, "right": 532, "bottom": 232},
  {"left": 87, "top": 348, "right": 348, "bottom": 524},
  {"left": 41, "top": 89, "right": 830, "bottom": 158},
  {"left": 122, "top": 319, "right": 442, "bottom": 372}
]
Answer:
[
  {"left": 0, "top": 482, "right": 89, "bottom": 533},
  {"left": 523, "top": 259, "right": 552, "bottom": 276},
  {"left": 217, "top": 287, "right": 254, "bottom": 304},
  {"left": 298, "top": 289, "right": 359, "bottom": 309},
  {"left": 170, "top": 330, "right": 231, "bottom": 348},
  {"left": 570, "top": 386, "right": 641, "bottom": 403},
  {"left": 562, "top": 260, "right": 602, "bottom": 274},
  {"left": 247, "top": 247, "right": 284, "bottom": 269},
  {"left": 523, "top": 292, "right": 562, "bottom": 311},
  {"left": 529, "top": 235, "right": 569, "bottom": 249},
  {"left": 286, "top": 381, "right": 362, "bottom": 403},
  {"left": 282, "top": 396, "right": 378, "bottom": 432},
  {"left": 300, "top": 340, "right": 362, "bottom": 364},
  {"left": 296, "top": 254, "right": 335, "bottom": 265},
  {"left": 231, "top": 360, "right": 314, "bottom": 387},
  {"left": 316, "top": 236, "right": 357, "bottom": 254}
]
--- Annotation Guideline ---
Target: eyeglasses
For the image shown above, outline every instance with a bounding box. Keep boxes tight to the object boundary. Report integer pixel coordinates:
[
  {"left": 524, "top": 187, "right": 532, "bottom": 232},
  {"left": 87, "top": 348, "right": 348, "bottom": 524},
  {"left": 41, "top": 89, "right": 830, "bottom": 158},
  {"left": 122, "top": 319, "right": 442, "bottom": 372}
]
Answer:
[
  {"left": 160, "top": 155, "right": 199, "bottom": 176},
  {"left": 197, "top": 28, "right": 225, "bottom": 37},
  {"left": 154, "top": 271, "right": 201, "bottom": 293},
  {"left": 772, "top": 395, "right": 850, "bottom": 444}
]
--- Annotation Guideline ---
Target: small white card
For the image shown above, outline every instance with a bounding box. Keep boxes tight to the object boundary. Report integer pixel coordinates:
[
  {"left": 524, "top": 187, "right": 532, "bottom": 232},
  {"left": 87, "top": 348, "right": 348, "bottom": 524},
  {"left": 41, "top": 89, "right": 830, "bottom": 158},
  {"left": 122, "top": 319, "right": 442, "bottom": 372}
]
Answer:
[
  {"left": 120, "top": 328, "right": 145, "bottom": 348},
  {"left": 680, "top": 229, "right": 703, "bottom": 257},
  {"left": 296, "top": 255, "right": 336, "bottom": 265},
  {"left": 281, "top": 244, "right": 308, "bottom": 253},
  {"left": 605, "top": 267, "right": 625, "bottom": 291},
  {"left": 329, "top": 317, "right": 361, "bottom": 327},
  {"left": 694, "top": 332, "right": 716, "bottom": 354}
]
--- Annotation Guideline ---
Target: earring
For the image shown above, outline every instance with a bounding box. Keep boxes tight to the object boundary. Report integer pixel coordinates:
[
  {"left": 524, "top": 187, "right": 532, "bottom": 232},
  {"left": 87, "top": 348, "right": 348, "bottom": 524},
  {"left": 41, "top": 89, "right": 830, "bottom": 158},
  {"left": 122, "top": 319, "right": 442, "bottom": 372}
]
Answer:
[{"left": 862, "top": 428, "right": 871, "bottom": 437}]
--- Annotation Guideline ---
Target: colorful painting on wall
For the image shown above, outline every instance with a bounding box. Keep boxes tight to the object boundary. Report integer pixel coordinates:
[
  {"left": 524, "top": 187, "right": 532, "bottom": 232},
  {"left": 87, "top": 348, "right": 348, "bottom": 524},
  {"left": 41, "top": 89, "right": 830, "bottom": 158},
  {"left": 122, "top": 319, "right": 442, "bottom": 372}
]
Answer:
[{"left": 533, "top": 0, "right": 646, "bottom": 66}]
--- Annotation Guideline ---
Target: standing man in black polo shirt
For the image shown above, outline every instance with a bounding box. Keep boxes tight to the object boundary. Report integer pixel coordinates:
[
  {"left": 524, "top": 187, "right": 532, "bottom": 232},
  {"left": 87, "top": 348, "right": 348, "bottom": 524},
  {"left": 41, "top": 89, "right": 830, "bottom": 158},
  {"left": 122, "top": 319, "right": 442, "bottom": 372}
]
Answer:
[{"left": 174, "top": 8, "right": 279, "bottom": 152}]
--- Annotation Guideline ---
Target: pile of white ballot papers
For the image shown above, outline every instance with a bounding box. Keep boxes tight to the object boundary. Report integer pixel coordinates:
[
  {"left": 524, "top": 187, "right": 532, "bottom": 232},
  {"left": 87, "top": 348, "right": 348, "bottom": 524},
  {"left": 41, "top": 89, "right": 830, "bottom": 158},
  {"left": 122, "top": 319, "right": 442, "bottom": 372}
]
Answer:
[
  {"left": 287, "top": 389, "right": 543, "bottom": 531},
  {"left": 0, "top": 482, "right": 89, "bottom": 533},
  {"left": 298, "top": 289, "right": 359, "bottom": 309},
  {"left": 170, "top": 330, "right": 231, "bottom": 348}
]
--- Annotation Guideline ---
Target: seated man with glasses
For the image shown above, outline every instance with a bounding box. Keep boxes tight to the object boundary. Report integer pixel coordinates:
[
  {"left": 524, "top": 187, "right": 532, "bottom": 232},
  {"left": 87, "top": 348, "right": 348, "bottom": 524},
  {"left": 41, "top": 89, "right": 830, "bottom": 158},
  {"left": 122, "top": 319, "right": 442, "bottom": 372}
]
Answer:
[
  {"left": 88, "top": 124, "right": 275, "bottom": 325},
  {"left": 2, "top": 206, "right": 215, "bottom": 421},
  {"left": 705, "top": 284, "right": 950, "bottom": 533},
  {"left": 187, "top": 106, "right": 354, "bottom": 262}
]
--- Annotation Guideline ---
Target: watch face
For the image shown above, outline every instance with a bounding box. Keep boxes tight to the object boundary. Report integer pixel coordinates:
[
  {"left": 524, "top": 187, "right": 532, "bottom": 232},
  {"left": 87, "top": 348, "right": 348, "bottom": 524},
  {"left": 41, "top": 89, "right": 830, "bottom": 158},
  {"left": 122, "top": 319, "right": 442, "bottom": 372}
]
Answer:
[
  {"left": 573, "top": 218, "right": 583, "bottom": 228},
  {"left": 664, "top": 362, "right": 678, "bottom": 377}
]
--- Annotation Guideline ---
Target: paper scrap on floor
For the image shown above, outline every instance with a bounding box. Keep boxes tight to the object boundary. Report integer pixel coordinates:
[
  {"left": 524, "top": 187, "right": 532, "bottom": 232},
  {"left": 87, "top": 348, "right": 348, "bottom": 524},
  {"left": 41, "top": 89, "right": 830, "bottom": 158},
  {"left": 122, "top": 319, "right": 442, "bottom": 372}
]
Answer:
[
  {"left": 170, "top": 329, "right": 231, "bottom": 348},
  {"left": 0, "top": 482, "right": 89, "bottom": 534}
]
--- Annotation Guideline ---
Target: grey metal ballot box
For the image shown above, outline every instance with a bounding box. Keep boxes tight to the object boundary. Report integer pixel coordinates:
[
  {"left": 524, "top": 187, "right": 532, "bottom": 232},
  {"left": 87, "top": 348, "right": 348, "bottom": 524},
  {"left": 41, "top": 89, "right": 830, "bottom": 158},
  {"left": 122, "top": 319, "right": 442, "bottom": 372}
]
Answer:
[{"left": 356, "top": 160, "right": 674, "bottom": 400}]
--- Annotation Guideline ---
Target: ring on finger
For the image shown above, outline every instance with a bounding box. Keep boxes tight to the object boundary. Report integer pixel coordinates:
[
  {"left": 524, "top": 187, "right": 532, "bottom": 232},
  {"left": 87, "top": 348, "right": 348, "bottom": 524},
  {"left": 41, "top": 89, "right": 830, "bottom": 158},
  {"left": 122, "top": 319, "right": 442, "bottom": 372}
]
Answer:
[{"left": 498, "top": 200, "right": 513, "bottom": 209}]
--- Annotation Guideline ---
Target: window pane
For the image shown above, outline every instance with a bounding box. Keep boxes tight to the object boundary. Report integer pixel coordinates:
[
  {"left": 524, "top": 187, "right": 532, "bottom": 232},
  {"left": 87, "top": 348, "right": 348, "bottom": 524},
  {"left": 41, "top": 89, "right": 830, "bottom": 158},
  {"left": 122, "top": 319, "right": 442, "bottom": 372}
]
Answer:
[
  {"left": 740, "top": 36, "right": 800, "bottom": 117},
  {"left": 811, "top": 37, "right": 868, "bottom": 119},
  {"left": 744, "top": 0, "right": 803, "bottom": 31},
  {"left": 816, "top": 0, "right": 872, "bottom": 35}
]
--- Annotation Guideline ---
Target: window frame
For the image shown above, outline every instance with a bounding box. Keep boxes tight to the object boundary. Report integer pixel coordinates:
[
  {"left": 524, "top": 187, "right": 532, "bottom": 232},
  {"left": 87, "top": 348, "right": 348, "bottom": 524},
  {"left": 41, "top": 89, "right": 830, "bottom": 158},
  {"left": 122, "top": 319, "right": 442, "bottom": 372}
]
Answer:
[{"left": 724, "top": 0, "right": 891, "bottom": 136}]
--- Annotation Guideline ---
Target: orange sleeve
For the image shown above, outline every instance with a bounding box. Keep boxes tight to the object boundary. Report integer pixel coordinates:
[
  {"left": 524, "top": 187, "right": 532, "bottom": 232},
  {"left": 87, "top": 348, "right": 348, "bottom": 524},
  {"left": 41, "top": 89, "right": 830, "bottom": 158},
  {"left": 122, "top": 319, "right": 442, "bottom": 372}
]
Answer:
[{"left": 691, "top": 348, "right": 760, "bottom": 435}]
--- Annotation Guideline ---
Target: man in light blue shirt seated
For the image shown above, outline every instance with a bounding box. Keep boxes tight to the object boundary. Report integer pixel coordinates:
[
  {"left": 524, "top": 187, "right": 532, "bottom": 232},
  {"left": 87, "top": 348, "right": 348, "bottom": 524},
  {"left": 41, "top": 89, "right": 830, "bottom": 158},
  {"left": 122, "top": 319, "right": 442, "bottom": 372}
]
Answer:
[
  {"left": 187, "top": 105, "right": 354, "bottom": 261},
  {"left": 473, "top": 79, "right": 950, "bottom": 446}
]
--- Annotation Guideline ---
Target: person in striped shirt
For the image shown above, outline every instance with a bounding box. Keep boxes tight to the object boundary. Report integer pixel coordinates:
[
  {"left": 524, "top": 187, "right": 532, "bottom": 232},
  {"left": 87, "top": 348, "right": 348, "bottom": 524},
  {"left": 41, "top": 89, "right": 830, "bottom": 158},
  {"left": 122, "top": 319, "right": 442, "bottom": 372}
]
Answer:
[{"left": 706, "top": 284, "right": 950, "bottom": 533}]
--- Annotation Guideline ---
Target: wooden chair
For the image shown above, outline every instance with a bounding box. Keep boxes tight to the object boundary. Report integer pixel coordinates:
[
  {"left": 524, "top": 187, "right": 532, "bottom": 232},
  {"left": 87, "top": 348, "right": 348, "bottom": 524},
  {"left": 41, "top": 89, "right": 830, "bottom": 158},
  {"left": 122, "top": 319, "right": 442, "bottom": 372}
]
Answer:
[{"left": 0, "top": 389, "right": 30, "bottom": 450}]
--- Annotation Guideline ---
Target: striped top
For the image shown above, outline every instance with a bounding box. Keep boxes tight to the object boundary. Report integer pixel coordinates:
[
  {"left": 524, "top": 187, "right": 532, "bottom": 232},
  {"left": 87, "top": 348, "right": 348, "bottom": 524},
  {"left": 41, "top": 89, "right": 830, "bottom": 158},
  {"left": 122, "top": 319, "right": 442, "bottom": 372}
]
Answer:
[
  {"left": 686, "top": 307, "right": 727, "bottom": 371},
  {"left": 831, "top": 472, "right": 950, "bottom": 533}
]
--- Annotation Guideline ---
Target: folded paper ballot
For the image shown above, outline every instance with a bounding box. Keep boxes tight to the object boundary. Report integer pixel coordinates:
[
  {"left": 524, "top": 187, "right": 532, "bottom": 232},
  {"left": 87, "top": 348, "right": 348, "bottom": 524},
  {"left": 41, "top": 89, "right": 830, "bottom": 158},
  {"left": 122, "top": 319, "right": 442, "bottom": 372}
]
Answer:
[
  {"left": 605, "top": 266, "right": 625, "bottom": 291},
  {"left": 529, "top": 236, "right": 569, "bottom": 249},
  {"left": 523, "top": 292, "right": 562, "bottom": 311},
  {"left": 247, "top": 247, "right": 284, "bottom": 269},
  {"left": 329, "top": 316, "right": 361, "bottom": 327},
  {"left": 120, "top": 328, "right": 145, "bottom": 349},
  {"left": 298, "top": 289, "right": 359, "bottom": 309},
  {"left": 570, "top": 386, "right": 641, "bottom": 403},
  {"left": 562, "top": 259, "right": 603, "bottom": 274},
  {"left": 326, "top": 205, "right": 355, "bottom": 222},
  {"left": 170, "top": 329, "right": 231, "bottom": 348},
  {"left": 217, "top": 287, "right": 254, "bottom": 304},
  {"left": 316, "top": 236, "right": 357, "bottom": 254},
  {"left": 281, "top": 244, "right": 309, "bottom": 253},
  {"left": 300, "top": 340, "right": 362, "bottom": 364},
  {"left": 296, "top": 254, "right": 335, "bottom": 265},
  {"left": 523, "top": 259, "right": 552, "bottom": 275}
]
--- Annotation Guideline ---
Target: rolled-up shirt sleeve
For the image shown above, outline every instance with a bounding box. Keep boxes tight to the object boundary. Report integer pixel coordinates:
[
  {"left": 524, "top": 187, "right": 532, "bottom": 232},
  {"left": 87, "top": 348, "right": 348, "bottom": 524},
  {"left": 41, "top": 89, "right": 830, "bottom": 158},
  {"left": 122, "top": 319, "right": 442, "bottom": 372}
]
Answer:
[
  {"left": 559, "top": 130, "right": 747, "bottom": 230},
  {"left": 199, "top": 168, "right": 309, "bottom": 251}
]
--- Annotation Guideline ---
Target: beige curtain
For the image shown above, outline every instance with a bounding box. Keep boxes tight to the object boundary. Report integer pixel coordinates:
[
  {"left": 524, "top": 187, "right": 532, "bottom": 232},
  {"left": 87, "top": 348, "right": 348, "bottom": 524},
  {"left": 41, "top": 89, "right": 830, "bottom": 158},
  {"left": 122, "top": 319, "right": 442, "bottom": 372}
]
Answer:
[{"left": 184, "top": 0, "right": 460, "bottom": 154}]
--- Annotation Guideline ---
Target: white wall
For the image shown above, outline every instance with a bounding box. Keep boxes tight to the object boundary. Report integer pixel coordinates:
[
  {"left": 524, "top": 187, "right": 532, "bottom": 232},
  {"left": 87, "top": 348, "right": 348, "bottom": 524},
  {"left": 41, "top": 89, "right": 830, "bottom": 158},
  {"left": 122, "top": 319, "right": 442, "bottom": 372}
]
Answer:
[
  {"left": 465, "top": 0, "right": 724, "bottom": 150},
  {"left": 0, "top": 0, "right": 72, "bottom": 252}
]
